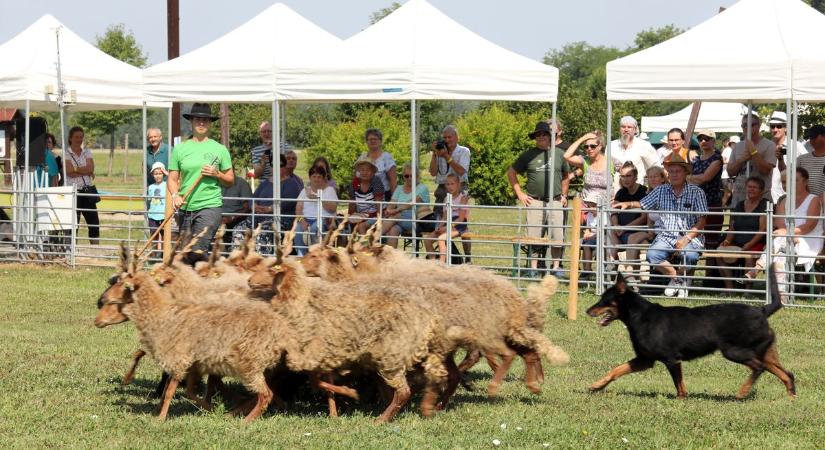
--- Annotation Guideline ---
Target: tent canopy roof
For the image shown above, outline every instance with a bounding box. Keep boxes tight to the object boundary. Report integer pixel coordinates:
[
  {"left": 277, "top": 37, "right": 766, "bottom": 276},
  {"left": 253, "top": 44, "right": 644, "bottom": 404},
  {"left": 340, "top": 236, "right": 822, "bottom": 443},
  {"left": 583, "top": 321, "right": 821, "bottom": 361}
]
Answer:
[
  {"left": 277, "top": 0, "right": 558, "bottom": 102},
  {"left": 0, "top": 14, "right": 154, "bottom": 111},
  {"left": 641, "top": 102, "right": 752, "bottom": 133},
  {"left": 607, "top": 0, "right": 825, "bottom": 102},
  {"left": 142, "top": 3, "right": 342, "bottom": 103}
]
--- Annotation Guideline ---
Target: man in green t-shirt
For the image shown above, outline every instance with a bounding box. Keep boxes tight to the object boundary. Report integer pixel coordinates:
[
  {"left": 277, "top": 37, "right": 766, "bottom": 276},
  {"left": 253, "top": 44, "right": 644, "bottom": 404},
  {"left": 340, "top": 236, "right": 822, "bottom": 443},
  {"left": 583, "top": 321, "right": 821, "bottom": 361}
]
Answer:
[
  {"left": 507, "top": 121, "right": 570, "bottom": 278},
  {"left": 168, "top": 103, "right": 234, "bottom": 263}
]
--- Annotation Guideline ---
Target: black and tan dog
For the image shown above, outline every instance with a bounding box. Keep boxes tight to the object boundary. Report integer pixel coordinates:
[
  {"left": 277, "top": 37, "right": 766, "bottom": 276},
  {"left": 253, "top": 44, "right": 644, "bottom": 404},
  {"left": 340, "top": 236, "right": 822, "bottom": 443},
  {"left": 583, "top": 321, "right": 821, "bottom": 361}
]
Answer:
[{"left": 586, "top": 270, "right": 795, "bottom": 399}]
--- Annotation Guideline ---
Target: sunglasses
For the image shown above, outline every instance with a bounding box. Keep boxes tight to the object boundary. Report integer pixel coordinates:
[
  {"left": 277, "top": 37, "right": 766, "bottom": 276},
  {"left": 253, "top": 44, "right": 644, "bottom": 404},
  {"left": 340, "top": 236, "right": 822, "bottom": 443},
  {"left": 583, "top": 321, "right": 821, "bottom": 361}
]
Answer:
[
  {"left": 770, "top": 124, "right": 786, "bottom": 129},
  {"left": 698, "top": 136, "right": 714, "bottom": 142},
  {"left": 583, "top": 144, "right": 599, "bottom": 149}
]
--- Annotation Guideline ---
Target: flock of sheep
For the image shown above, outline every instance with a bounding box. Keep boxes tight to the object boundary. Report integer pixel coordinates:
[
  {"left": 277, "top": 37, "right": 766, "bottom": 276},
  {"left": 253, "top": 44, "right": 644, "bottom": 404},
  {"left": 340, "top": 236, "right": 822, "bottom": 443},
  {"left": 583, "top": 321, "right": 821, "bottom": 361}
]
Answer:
[{"left": 94, "top": 220, "right": 568, "bottom": 423}]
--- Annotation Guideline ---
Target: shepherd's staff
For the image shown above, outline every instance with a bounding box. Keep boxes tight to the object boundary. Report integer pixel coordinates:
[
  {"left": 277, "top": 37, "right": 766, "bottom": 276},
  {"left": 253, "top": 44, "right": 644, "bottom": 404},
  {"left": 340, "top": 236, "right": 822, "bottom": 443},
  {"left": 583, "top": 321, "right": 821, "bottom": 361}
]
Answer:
[{"left": 136, "top": 157, "right": 219, "bottom": 258}]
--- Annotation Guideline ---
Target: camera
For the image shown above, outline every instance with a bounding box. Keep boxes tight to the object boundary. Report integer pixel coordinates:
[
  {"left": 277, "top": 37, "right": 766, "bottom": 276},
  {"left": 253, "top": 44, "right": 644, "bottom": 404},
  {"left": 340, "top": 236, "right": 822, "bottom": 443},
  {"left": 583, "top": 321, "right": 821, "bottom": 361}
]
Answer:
[
  {"left": 780, "top": 144, "right": 787, "bottom": 155},
  {"left": 264, "top": 148, "right": 273, "bottom": 163},
  {"left": 435, "top": 140, "right": 446, "bottom": 150}
]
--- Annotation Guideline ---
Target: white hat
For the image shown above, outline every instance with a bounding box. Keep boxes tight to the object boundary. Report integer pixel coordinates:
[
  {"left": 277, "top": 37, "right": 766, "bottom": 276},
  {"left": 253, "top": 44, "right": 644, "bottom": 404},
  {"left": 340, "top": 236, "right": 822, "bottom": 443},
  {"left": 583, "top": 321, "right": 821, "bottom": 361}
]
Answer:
[
  {"left": 729, "top": 135, "right": 741, "bottom": 143},
  {"left": 768, "top": 111, "right": 788, "bottom": 125},
  {"left": 151, "top": 161, "right": 168, "bottom": 176}
]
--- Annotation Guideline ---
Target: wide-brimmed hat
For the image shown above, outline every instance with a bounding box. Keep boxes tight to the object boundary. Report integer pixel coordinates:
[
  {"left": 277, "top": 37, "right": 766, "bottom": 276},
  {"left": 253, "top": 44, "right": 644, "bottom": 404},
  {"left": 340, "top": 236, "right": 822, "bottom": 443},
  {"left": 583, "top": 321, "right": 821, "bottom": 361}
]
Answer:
[
  {"left": 729, "top": 135, "right": 741, "bottom": 143},
  {"left": 354, "top": 155, "right": 378, "bottom": 172},
  {"left": 663, "top": 151, "right": 692, "bottom": 174},
  {"left": 150, "top": 161, "right": 168, "bottom": 176},
  {"left": 717, "top": 245, "right": 743, "bottom": 264},
  {"left": 183, "top": 103, "right": 219, "bottom": 121},
  {"left": 528, "top": 121, "right": 553, "bottom": 139}
]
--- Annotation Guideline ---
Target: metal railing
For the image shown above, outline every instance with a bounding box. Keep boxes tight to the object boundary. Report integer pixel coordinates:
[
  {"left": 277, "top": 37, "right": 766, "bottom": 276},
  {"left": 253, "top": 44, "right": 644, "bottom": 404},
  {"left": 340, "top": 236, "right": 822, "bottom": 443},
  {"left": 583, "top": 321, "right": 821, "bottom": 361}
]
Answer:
[{"left": 1, "top": 185, "right": 823, "bottom": 307}]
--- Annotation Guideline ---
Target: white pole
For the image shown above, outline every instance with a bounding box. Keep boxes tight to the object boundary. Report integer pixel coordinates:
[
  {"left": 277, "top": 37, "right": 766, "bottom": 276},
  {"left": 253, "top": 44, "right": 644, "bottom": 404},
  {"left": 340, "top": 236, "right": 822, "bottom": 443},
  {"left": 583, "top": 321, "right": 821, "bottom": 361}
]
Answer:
[
  {"left": 548, "top": 102, "right": 558, "bottom": 275},
  {"left": 786, "top": 99, "right": 799, "bottom": 300},
  {"left": 142, "top": 103, "right": 148, "bottom": 196},
  {"left": 746, "top": 103, "right": 753, "bottom": 179},
  {"left": 606, "top": 101, "right": 613, "bottom": 193},
  {"left": 410, "top": 99, "right": 418, "bottom": 254},
  {"left": 55, "top": 26, "right": 68, "bottom": 184},
  {"left": 24, "top": 99, "right": 31, "bottom": 244},
  {"left": 272, "top": 100, "right": 281, "bottom": 232}
]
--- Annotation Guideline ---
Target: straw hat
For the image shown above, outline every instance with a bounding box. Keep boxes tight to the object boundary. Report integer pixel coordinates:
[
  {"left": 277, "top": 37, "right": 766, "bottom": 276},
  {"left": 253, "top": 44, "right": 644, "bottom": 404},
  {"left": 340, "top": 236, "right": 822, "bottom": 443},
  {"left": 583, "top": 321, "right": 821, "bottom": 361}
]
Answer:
[{"left": 663, "top": 150, "right": 692, "bottom": 174}]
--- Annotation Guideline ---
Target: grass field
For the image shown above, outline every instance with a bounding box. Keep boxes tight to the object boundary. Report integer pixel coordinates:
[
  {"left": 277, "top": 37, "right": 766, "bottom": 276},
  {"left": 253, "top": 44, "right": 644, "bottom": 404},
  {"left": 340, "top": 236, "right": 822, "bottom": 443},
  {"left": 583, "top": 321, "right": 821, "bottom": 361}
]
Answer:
[{"left": 1, "top": 264, "right": 823, "bottom": 448}]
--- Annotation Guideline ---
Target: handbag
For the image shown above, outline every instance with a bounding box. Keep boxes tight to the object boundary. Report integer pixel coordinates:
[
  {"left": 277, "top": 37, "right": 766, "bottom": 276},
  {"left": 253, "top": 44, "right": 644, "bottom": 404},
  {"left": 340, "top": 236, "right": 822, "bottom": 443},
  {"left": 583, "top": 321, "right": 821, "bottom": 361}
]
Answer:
[
  {"left": 68, "top": 150, "right": 101, "bottom": 204},
  {"left": 80, "top": 184, "right": 101, "bottom": 204}
]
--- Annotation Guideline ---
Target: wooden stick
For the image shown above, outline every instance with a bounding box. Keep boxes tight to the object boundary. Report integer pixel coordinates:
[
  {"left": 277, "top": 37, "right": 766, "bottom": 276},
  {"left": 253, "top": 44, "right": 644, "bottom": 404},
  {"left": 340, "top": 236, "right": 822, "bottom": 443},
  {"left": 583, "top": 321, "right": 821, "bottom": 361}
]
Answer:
[
  {"left": 136, "top": 173, "right": 205, "bottom": 258},
  {"left": 567, "top": 197, "right": 582, "bottom": 321}
]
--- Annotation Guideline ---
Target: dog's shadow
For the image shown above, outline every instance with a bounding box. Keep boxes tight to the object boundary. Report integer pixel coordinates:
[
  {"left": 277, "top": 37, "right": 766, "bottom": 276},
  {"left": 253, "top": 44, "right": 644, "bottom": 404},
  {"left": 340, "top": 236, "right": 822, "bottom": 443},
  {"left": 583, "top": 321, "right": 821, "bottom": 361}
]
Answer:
[{"left": 582, "top": 388, "right": 753, "bottom": 402}]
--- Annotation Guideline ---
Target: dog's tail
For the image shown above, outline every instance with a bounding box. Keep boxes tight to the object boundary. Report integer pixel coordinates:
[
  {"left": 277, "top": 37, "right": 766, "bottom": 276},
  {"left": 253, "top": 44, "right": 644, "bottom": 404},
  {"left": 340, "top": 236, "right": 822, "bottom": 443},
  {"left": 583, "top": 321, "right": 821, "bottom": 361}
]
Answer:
[
  {"left": 763, "top": 266, "right": 783, "bottom": 317},
  {"left": 525, "top": 275, "right": 558, "bottom": 330}
]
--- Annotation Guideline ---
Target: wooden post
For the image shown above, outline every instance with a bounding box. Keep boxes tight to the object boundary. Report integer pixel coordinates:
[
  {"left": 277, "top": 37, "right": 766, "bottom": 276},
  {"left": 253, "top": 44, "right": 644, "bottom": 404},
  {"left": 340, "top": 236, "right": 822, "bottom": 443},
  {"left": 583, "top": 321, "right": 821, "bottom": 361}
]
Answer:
[{"left": 567, "top": 197, "right": 582, "bottom": 320}]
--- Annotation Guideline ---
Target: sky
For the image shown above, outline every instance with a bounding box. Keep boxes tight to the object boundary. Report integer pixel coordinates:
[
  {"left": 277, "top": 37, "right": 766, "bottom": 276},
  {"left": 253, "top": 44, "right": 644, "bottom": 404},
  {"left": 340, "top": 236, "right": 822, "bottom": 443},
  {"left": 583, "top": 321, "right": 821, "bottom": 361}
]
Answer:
[{"left": 0, "top": 0, "right": 737, "bottom": 65}]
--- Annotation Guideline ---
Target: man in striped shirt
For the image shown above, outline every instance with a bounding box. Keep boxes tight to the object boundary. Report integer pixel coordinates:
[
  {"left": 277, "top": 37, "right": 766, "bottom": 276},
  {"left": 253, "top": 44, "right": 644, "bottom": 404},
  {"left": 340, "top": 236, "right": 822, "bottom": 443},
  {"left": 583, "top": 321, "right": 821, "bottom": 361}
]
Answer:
[{"left": 797, "top": 125, "right": 825, "bottom": 196}]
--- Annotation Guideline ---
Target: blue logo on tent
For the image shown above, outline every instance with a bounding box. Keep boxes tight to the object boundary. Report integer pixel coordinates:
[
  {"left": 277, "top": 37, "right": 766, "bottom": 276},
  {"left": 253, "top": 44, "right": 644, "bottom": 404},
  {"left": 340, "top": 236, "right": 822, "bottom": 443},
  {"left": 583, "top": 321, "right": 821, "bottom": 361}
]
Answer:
[{"left": 382, "top": 88, "right": 403, "bottom": 93}]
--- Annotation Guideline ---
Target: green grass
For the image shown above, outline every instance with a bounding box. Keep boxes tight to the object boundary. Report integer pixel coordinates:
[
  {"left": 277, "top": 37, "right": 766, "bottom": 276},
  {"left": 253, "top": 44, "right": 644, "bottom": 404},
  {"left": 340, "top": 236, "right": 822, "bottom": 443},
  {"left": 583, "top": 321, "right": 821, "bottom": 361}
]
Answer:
[{"left": 0, "top": 265, "right": 823, "bottom": 448}]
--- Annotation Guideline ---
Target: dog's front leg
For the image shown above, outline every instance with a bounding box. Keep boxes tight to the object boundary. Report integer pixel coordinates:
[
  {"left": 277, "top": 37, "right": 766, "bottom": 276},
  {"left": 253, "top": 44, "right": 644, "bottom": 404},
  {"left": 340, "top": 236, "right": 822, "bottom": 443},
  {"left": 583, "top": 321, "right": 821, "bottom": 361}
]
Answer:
[
  {"left": 589, "top": 357, "right": 654, "bottom": 392},
  {"left": 665, "top": 362, "right": 687, "bottom": 399}
]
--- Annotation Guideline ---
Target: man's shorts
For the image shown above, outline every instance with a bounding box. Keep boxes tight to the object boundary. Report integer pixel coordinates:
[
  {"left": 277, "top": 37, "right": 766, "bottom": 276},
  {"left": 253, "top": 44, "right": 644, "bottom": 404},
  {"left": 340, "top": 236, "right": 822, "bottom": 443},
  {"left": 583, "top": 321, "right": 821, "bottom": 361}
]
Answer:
[
  {"left": 646, "top": 237, "right": 702, "bottom": 267},
  {"left": 525, "top": 199, "right": 564, "bottom": 243}
]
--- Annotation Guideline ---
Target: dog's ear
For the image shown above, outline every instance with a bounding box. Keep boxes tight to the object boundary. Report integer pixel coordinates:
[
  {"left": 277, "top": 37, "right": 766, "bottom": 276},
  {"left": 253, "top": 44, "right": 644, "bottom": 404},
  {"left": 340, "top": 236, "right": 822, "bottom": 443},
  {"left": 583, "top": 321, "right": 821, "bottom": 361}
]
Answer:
[{"left": 615, "top": 272, "right": 627, "bottom": 295}]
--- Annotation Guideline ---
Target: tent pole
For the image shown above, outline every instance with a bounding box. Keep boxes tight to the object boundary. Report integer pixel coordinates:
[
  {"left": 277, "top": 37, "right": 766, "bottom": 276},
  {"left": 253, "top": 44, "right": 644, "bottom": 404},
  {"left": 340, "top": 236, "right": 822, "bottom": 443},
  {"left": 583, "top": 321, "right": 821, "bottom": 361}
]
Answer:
[
  {"left": 746, "top": 103, "right": 753, "bottom": 179},
  {"left": 167, "top": 106, "right": 173, "bottom": 146},
  {"left": 142, "top": 103, "right": 148, "bottom": 199},
  {"left": 606, "top": 100, "right": 613, "bottom": 192},
  {"left": 272, "top": 100, "right": 281, "bottom": 234},
  {"left": 410, "top": 99, "right": 418, "bottom": 255},
  {"left": 548, "top": 102, "right": 557, "bottom": 279},
  {"left": 786, "top": 99, "right": 799, "bottom": 302},
  {"left": 24, "top": 99, "right": 31, "bottom": 246}
]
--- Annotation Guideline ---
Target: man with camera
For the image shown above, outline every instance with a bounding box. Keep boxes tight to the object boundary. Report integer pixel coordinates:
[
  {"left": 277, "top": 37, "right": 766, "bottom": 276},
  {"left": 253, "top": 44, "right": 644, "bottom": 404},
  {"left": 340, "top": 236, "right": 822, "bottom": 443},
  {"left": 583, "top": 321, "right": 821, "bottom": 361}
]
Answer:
[
  {"left": 251, "top": 121, "right": 274, "bottom": 180},
  {"left": 769, "top": 111, "right": 810, "bottom": 202},
  {"left": 727, "top": 113, "right": 776, "bottom": 207},
  {"left": 429, "top": 125, "right": 470, "bottom": 211}
]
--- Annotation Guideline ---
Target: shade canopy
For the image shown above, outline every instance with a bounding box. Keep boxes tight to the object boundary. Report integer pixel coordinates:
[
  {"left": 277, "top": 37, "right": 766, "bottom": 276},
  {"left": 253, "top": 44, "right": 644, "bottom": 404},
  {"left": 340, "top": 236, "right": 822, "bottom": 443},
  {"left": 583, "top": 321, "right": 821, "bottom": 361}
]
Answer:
[
  {"left": 607, "top": 0, "right": 825, "bottom": 102},
  {"left": 641, "top": 102, "right": 754, "bottom": 133},
  {"left": 0, "top": 14, "right": 152, "bottom": 111},
  {"left": 277, "top": 0, "right": 557, "bottom": 102},
  {"left": 142, "top": 3, "right": 341, "bottom": 103}
]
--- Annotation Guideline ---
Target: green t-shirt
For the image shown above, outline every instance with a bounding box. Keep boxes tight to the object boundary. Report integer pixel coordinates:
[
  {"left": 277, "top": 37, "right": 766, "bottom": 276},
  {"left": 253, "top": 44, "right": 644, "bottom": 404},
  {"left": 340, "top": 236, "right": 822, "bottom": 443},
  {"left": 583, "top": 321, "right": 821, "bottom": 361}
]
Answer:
[
  {"left": 511, "top": 147, "right": 570, "bottom": 200},
  {"left": 168, "top": 138, "right": 233, "bottom": 212}
]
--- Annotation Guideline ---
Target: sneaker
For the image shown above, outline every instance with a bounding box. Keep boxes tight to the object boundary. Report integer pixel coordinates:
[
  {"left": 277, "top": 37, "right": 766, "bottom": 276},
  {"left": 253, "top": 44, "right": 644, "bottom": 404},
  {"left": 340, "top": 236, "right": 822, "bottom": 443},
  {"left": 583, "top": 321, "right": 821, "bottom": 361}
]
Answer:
[
  {"left": 664, "top": 278, "right": 684, "bottom": 297},
  {"left": 551, "top": 269, "right": 567, "bottom": 279}
]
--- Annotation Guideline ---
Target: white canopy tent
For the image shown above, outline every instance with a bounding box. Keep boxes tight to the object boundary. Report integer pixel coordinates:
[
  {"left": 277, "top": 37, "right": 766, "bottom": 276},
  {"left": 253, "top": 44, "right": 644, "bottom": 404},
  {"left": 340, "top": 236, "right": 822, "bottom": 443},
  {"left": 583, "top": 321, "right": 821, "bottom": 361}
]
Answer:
[
  {"left": 607, "top": 0, "right": 825, "bottom": 102},
  {"left": 604, "top": 0, "right": 825, "bottom": 297},
  {"left": 141, "top": 3, "right": 342, "bottom": 103},
  {"left": 0, "top": 14, "right": 150, "bottom": 111},
  {"left": 277, "top": 0, "right": 558, "bottom": 102},
  {"left": 641, "top": 103, "right": 753, "bottom": 133}
]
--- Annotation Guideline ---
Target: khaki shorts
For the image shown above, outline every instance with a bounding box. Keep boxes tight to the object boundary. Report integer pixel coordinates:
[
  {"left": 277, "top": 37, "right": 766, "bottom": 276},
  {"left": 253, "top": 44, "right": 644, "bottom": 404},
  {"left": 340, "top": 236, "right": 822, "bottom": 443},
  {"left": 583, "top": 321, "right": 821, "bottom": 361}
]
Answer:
[{"left": 525, "top": 199, "right": 564, "bottom": 243}]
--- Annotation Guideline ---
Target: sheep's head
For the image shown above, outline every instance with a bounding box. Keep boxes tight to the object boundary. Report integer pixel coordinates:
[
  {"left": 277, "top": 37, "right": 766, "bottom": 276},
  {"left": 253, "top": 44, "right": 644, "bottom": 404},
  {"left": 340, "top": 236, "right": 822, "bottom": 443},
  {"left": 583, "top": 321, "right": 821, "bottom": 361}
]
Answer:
[{"left": 95, "top": 243, "right": 139, "bottom": 328}]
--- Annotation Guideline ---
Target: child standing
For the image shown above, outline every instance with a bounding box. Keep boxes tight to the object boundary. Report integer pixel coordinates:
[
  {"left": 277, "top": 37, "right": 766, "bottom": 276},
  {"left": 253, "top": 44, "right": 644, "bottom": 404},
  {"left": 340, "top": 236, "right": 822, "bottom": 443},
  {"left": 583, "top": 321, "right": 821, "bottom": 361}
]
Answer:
[
  {"left": 424, "top": 173, "right": 469, "bottom": 262},
  {"left": 147, "top": 162, "right": 168, "bottom": 253}
]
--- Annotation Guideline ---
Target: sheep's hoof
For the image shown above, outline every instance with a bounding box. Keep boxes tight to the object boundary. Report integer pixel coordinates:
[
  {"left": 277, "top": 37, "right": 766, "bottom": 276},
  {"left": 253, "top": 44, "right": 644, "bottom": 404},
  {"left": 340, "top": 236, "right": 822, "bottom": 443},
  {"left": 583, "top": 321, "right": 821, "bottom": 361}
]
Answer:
[
  {"left": 526, "top": 382, "right": 541, "bottom": 395},
  {"left": 487, "top": 382, "right": 501, "bottom": 397}
]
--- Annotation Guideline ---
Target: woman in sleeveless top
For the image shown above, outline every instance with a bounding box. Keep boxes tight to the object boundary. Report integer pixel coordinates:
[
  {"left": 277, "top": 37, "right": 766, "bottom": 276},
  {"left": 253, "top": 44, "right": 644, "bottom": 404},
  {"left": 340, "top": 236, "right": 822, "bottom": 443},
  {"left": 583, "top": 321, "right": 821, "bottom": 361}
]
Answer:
[{"left": 747, "top": 167, "right": 823, "bottom": 295}]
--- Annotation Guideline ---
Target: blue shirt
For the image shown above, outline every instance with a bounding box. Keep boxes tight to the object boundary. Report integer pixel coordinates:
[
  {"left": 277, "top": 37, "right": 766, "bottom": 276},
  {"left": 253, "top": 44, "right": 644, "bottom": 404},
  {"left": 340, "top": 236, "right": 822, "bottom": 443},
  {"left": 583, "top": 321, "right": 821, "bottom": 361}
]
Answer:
[
  {"left": 34, "top": 150, "right": 58, "bottom": 187},
  {"left": 146, "top": 181, "right": 167, "bottom": 221},
  {"left": 146, "top": 143, "right": 170, "bottom": 185},
  {"left": 640, "top": 183, "right": 708, "bottom": 247}
]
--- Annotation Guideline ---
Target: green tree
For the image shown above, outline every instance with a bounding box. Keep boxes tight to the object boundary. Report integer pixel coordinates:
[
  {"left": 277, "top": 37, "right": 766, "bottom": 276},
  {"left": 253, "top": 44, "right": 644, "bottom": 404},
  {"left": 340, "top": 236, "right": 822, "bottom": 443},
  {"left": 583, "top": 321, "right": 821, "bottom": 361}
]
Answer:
[
  {"left": 456, "top": 105, "right": 545, "bottom": 205},
  {"left": 305, "top": 108, "right": 410, "bottom": 196},
  {"left": 75, "top": 24, "right": 146, "bottom": 175},
  {"left": 805, "top": 0, "right": 825, "bottom": 13},
  {"left": 370, "top": 2, "right": 401, "bottom": 24}
]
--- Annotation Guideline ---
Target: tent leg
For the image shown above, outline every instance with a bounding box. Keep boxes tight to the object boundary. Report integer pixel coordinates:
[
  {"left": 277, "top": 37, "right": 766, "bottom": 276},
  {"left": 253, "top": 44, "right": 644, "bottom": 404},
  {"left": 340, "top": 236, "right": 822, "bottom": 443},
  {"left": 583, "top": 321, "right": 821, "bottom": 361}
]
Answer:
[{"left": 272, "top": 100, "right": 281, "bottom": 235}]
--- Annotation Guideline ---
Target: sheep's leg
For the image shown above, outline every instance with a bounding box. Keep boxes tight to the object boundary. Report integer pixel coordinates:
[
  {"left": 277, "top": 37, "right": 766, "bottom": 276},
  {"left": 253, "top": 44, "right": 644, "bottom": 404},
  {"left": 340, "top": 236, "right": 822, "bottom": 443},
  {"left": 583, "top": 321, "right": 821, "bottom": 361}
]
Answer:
[
  {"left": 243, "top": 376, "right": 273, "bottom": 423},
  {"left": 521, "top": 351, "right": 543, "bottom": 394},
  {"left": 122, "top": 349, "right": 146, "bottom": 385},
  {"left": 456, "top": 349, "right": 481, "bottom": 373},
  {"left": 312, "top": 372, "right": 360, "bottom": 400},
  {"left": 157, "top": 377, "right": 180, "bottom": 421},
  {"left": 181, "top": 371, "right": 212, "bottom": 411},
  {"left": 435, "top": 356, "right": 461, "bottom": 411},
  {"left": 375, "top": 377, "right": 411, "bottom": 424},
  {"left": 326, "top": 374, "right": 338, "bottom": 417},
  {"left": 487, "top": 350, "right": 516, "bottom": 397},
  {"left": 484, "top": 352, "right": 501, "bottom": 373},
  {"left": 204, "top": 375, "right": 223, "bottom": 404}
]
